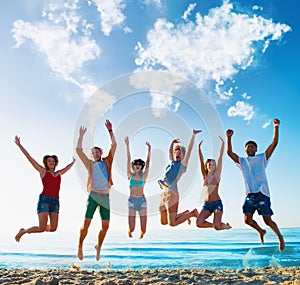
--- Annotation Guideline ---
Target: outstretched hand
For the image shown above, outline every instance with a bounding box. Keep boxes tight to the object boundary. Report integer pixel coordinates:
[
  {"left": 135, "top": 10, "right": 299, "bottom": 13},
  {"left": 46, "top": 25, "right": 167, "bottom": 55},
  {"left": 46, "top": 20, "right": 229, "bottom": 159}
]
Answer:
[
  {"left": 105, "top": 119, "right": 113, "bottom": 131},
  {"left": 145, "top": 141, "right": 151, "bottom": 149},
  {"left": 273, "top": 118, "right": 280, "bottom": 125},
  {"left": 14, "top": 135, "right": 21, "bottom": 146},
  {"left": 79, "top": 126, "right": 87, "bottom": 137},
  {"left": 219, "top": 136, "right": 224, "bottom": 144},
  {"left": 193, "top": 129, "right": 202, "bottom": 135},
  {"left": 124, "top": 136, "right": 129, "bottom": 146},
  {"left": 198, "top": 140, "right": 203, "bottom": 148}
]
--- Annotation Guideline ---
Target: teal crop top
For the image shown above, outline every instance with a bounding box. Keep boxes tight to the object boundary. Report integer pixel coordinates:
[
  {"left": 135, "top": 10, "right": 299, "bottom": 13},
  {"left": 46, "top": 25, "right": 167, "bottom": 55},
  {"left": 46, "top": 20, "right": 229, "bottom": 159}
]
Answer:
[{"left": 129, "top": 176, "right": 145, "bottom": 187}]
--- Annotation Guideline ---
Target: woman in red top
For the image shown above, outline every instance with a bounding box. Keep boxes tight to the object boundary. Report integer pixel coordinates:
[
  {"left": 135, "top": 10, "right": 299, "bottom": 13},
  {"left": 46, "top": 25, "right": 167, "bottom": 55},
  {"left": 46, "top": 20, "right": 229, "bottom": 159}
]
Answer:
[{"left": 14, "top": 135, "right": 75, "bottom": 242}]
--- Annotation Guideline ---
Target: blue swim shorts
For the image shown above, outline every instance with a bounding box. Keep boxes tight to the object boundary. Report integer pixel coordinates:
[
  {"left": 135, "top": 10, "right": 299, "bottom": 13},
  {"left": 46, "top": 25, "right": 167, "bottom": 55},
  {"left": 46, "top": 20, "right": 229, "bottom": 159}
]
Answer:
[
  {"left": 202, "top": 200, "right": 223, "bottom": 213},
  {"left": 37, "top": 194, "right": 59, "bottom": 213},
  {"left": 128, "top": 195, "right": 147, "bottom": 211},
  {"left": 242, "top": 192, "right": 273, "bottom": 216}
]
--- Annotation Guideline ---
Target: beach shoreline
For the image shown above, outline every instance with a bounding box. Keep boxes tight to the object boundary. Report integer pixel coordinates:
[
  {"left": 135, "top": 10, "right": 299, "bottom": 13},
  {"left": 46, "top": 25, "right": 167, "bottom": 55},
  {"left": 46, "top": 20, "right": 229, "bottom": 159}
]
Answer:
[{"left": 0, "top": 266, "right": 299, "bottom": 285}]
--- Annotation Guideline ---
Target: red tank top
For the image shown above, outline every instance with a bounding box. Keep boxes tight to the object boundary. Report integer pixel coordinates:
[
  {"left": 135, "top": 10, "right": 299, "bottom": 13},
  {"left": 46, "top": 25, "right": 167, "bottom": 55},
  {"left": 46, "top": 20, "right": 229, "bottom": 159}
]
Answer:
[{"left": 41, "top": 171, "right": 61, "bottom": 197}]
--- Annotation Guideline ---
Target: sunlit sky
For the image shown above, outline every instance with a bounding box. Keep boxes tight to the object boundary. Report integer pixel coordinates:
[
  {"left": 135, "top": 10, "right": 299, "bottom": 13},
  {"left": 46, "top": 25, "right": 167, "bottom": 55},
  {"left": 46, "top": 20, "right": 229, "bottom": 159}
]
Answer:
[{"left": 1, "top": 0, "right": 299, "bottom": 243}]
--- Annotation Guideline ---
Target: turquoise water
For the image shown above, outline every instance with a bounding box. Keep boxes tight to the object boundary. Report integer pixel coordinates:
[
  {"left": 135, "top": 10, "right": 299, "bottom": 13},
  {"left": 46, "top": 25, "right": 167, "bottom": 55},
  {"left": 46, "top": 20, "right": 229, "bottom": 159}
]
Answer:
[{"left": 0, "top": 228, "right": 299, "bottom": 271}]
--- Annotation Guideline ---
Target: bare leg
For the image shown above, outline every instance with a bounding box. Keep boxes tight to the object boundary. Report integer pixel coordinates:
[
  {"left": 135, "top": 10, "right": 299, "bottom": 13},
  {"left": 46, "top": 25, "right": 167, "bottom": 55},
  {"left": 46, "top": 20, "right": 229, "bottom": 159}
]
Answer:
[
  {"left": 48, "top": 213, "right": 59, "bottom": 232},
  {"left": 95, "top": 220, "right": 109, "bottom": 261},
  {"left": 160, "top": 210, "right": 168, "bottom": 225},
  {"left": 169, "top": 208, "right": 198, "bottom": 227},
  {"left": 196, "top": 209, "right": 213, "bottom": 228},
  {"left": 178, "top": 210, "right": 191, "bottom": 225},
  {"left": 244, "top": 214, "right": 266, "bottom": 244},
  {"left": 78, "top": 219, "right": 92, "bottom": 260},
  {"left": 263, "top": 216, "right": 285, "bottom": 251},
  {"left": 128, "top": 209, "right": 136, "bottom": 238},
  {"left": 15, "top": 212, "right": 49, "bottom": 242},
  {"left": 213, "top": 211, "right": 232, "bottom": 230},
  {"left": 139, "top": 208, "right": 147, "bottom": 239}
]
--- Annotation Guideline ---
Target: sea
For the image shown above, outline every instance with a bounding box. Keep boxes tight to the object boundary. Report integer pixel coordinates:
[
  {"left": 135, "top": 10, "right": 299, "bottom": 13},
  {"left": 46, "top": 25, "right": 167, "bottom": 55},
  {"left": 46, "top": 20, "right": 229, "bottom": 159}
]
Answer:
[{"left": 0, "top": 228, "right": 299, "bottom": 271}]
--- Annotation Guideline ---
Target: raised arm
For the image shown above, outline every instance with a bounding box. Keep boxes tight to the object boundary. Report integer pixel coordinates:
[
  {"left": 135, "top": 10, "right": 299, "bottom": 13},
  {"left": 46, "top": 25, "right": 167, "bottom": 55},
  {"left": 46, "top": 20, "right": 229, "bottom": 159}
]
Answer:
[
  {"left": 124, "top": 136, "right": 131, "bottom": 179},
  {"left": 169, "top": 139, "right": 179, "bottom": 161},
  {"left": 76, "top": 126, "right": 90, "bottom": 169},
  {"left": 182, "top": 129, "right": 202, "bottom": 167},
  {"left": 215, "top": 136, "right": 224, "bottom": 178},
  {"left": 14, "top": 136, "right": 45, "bottom": 174},
  {"left": 226, "top": 129, "right": 239, "bottom": 163},
  {"left": 58, "top": 157, "right": 76, "bottom": 175},
  {"left": 105, "top": 119, "right": 117, "bottom": 146},
  {"left": 77, "top": 126, "right": 87, "bottom": 150},
  {"left": 143, "top": 141, "right": 151, "bottom": 180},
  {"left": 265, "top": 119, "right": 280, "bottom": 160},
  {"left": 198, "top": 140, "right": 206, "bottom": 179}
]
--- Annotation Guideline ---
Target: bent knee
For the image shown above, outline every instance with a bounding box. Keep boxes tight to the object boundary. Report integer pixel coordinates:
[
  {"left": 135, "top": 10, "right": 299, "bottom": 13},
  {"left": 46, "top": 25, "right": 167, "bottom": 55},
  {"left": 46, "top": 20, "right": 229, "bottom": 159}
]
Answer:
[
  {"left": 168, "top": 221, "right": 177, "bottom": 227},
  {"left": 244, "top": 216, "right": 253, "bottom": 225}
]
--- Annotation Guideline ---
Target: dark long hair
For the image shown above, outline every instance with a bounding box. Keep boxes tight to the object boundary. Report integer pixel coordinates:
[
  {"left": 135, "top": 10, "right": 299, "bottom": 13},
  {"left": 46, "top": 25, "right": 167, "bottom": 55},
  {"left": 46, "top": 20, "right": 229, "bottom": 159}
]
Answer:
[{"left": 43, "top": 155, "right": 58, "bottom": 170}]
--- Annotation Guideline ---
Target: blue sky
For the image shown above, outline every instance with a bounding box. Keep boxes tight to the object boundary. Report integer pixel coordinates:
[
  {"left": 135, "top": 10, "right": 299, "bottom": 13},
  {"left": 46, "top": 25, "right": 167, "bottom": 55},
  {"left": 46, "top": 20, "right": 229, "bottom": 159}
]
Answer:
[{"left": 1, "top": 0, "right": 299, "bottom": 240}]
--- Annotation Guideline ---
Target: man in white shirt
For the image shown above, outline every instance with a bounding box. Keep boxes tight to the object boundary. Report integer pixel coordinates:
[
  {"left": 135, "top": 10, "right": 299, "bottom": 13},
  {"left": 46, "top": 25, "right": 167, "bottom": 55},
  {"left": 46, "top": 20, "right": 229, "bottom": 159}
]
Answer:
[{"left": 226, "top": 119, "right": 284, "bottom": 251}]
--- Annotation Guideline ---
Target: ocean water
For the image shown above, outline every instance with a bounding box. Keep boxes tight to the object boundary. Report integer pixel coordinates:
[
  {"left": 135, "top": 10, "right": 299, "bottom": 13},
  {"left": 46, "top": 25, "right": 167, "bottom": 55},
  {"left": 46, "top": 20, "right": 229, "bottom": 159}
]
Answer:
[{"left": 0, "top": 228, "right": 299, "bottom": 271}]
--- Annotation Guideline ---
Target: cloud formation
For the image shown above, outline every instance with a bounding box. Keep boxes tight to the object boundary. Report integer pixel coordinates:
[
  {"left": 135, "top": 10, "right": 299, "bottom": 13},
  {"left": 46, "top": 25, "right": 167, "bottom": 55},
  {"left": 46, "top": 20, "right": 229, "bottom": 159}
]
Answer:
[
  {"left": 135, "top": 0, "right": 291, "bottom": 120},
  {"left": 12, "top": 0, "right": 100, "bottom": 98},
  {"left": 91, "top": 0, "right": 126, "bottom": 36},
  {"left": 227, "top": 101, "right": 254, "bottom": 121}
]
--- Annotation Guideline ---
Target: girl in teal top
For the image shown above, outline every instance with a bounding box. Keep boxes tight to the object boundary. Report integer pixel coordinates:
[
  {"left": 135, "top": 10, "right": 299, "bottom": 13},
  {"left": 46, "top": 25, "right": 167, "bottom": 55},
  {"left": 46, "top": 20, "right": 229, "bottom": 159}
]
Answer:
[{"left": 124, "top": 136, "right": 151, "bottom": 239}]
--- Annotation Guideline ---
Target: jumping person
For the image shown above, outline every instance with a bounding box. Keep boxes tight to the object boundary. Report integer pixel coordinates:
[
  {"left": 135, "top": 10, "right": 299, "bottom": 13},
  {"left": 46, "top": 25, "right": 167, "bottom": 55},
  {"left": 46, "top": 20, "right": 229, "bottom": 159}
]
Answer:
[
  {"left": 14, "top": 135, "right": 75, "bottom": 242},
  {"left": 158, "top": 129, "right": 201, "bottom": 227},
  {"left": 124, "top": 136, "right": 151, "bottom": 239},
  {"left": 76, "top": 120, "right": 117, "bottom": 260},
  {"left": 196, "top": 136, "right": 231, "bottom": 230},
  {"left": 226, "top": 119, "right": 284, "bottom": 250}
]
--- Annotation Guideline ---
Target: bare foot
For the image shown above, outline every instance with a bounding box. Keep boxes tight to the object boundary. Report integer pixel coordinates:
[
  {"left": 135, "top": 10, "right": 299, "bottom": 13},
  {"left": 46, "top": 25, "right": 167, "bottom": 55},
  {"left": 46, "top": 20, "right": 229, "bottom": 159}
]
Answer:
[
  {"left": 128, "top": 230, "right": 133, "bottom": 238},
  {"left": 139, "top": 231, "right": 145, "bottom": 239},
  {"left": 77, "top": 246, "right": 84, "bottom": 260},
  {"left": 191, "top": 208, "right": 199, "bottom": 218},
  {"left": 94, "top": 244, "right": 101, "bottom": 261},
  {"left": 259, "top": 229, "right": 267, "bottom": 244},
  {"left": 15, "top": 228, "right": 26, "bottom": 242},
  {"left": 225, "top": 223, "right": 232, "bottom": 229},
  {"left": 279, "top": 235, "right": 285, "bottom": 251},
  {"left": 187, "top": 218, "right": 191, "bottom": 225}
]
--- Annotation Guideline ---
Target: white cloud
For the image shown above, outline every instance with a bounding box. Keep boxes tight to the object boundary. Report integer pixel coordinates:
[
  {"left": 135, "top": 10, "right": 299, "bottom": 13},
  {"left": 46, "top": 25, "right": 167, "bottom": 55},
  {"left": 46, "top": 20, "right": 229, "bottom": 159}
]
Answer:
[
  {"left": 150, "top": 91, "right": 174, "bottom": 118},
  {"left": 91, "top": 0, "right": 126, "bottom": 36},
  {"left": 262, "top": 120, "right": 271, "bottom": 128},
  {"left": 135, "top": 1, "right": 291, "bottom": 99},
  {"left": 242, "top": 92, "right": 251, "bottom": 100},
  {"left": 143, "top": 0, "right": 162, "bottom": 8},
  {"left": 182, "top": 3, "right": 197, "bottom": 21},
  {"left": 227, "top": 101, "right": 255, "bottom": 121},
  {"left": 129, "top": 71, "right": 185, "bottom": 118},
  {"left": 252, "top": 5, "right": 263, "bottom": 12},
  {"left": 11, "top": 0, "right": 100, "bottom": 98}
]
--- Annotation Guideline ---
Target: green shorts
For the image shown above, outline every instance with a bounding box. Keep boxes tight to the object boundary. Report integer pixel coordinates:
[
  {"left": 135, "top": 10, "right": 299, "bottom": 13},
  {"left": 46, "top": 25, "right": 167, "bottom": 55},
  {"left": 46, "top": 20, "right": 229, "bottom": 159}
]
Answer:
[{"left": 85, "top": 192, "right": 110, "bottom": 220}]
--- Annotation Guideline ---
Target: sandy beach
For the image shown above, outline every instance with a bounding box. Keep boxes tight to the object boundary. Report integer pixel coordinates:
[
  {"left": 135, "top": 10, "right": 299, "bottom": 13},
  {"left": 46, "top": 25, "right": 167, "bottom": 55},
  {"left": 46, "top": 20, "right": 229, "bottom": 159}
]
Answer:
[{"left": 0, "top": 266, "right": 299, "bottom": 285}]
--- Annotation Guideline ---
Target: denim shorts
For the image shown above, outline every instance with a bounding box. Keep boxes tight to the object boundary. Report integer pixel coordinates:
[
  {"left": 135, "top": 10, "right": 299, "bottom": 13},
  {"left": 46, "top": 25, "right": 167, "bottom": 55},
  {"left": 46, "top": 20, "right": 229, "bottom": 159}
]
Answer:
[
  {"left": 128, "top": 195, "right": 147, "bottom": 211},
  {"left": 243, "top": 192, "right": 273, "bottom": 216},
  {"left": 202, "top": 200, "right": 223, "bottom": 213},
  {"left": 37, "top": 194, "right": 59, "bottom": 213},
  {"left": 85, "top": 191, "right": 110, "bottom": 220}
]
